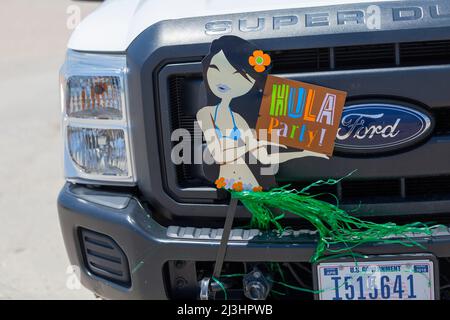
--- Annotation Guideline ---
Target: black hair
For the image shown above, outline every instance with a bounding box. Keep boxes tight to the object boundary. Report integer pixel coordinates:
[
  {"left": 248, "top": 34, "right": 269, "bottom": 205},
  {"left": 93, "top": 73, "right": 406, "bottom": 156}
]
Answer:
[{"left": 202, "top": 36, "right": 271, "bottom": 123}]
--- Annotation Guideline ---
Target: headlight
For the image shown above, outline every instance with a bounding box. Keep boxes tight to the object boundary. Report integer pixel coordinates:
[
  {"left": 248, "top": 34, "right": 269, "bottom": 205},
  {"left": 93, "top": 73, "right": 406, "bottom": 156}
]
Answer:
[
  {"left": 66, "top": 76, "right": 123, "bottom": 120},
  {"left": 61, "top": 51, "right": 135, "bottom": 184},
  {"left": 67, "top": 127, "right": 128, "bottom": 176}
]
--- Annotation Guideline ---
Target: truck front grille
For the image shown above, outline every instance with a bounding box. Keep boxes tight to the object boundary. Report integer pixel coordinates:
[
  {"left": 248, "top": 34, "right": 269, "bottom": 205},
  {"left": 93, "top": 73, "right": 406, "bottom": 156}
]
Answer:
[
  {"left": 162, "top": 37, "right": 450, "bottom": 216},
  {"left": 270, "top": 40, "right": 450, "bottom": 73},
  {"left": 286, "top": 175, "right": 450, "bottom": 204},
  {"left": 400, "top": 40, "right": 450, "bottom": 66}
]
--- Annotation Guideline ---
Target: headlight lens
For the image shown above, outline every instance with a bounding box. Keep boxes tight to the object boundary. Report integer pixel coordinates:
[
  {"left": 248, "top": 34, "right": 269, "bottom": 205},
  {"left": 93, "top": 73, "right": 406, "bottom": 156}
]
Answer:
[
  {"left": 61, "top": 51, "right": 135, "bottom": 184},
  {"left": 67, "top": 127, "right": 128, "bottom": 176},
  {"left": 66, "top": 76, "right": 123, "bottom": 120}
]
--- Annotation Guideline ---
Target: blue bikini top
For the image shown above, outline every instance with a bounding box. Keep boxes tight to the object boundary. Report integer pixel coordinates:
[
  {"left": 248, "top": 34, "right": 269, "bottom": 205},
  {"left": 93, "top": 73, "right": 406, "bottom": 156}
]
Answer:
[{"left": 214, "top": 104, "right": 241, "bottom": 141}]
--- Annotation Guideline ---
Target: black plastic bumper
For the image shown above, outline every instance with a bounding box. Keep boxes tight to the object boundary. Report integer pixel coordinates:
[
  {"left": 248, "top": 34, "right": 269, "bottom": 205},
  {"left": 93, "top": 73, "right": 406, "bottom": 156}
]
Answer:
[{"left": 58, "top": 183, "right": 450, "bottom": 300}]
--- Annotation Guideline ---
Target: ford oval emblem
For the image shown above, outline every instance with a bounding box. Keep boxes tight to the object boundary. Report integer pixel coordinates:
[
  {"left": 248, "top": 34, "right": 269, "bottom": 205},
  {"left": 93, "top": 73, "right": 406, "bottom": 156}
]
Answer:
[{"left": 335, "top": 102, "right": 433, "bottom": 154}]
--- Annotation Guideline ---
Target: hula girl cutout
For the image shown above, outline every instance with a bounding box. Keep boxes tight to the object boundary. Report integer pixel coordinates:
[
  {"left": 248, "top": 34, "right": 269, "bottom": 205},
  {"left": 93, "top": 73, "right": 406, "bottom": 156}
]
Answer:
[
  {"left": 196, "top": 36, "right": 329, "bottom": 192},
  {"left": 195, "top": 36, "right": 437, "bottom": 265}
]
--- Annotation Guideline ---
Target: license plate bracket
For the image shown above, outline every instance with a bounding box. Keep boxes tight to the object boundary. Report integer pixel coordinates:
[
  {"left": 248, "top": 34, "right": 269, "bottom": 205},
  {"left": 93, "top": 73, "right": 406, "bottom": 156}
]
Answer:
[{"left": 313, "top": 254, "right": 439, "bottom": 300}]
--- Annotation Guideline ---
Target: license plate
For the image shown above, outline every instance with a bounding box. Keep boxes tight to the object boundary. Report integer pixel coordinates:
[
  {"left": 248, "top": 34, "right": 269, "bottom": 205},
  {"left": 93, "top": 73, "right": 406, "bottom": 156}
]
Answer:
[{"left": 316, "top": 258, "right": 436, "bottom": 300}]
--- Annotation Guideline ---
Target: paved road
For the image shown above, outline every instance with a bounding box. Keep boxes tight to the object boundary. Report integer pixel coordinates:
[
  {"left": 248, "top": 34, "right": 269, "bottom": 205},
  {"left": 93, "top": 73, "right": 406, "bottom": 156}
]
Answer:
[{"left": 0, "top": 0, "right": 99, "bottom": 299}]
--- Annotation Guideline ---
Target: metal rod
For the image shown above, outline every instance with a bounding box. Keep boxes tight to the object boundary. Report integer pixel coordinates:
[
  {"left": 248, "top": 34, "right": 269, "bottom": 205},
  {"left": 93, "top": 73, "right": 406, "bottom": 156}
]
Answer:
[
  {"left": 400, "top": 177, "right": 406, "bottom": 198},
  {"left": 329, "top": 47, "right": 335, "bottom": 70},
  {"left": 395, "top": 43, "right": 401, "bottom": 66},
  {"left": 213, "top": 197, "right": 239, "bottom": 279}
]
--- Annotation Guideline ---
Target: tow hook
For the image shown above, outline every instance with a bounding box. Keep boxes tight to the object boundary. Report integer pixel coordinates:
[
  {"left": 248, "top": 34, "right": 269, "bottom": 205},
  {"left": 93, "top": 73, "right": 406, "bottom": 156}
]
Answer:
[{"left": 243, "top": 266, "right": 272, "bottom": 300}]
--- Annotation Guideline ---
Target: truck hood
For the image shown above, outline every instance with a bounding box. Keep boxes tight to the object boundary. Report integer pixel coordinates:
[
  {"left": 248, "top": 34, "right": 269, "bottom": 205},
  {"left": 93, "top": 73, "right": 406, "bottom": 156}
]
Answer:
[{"left": 68, "top": 0, "right": 394, "bottom": 52}]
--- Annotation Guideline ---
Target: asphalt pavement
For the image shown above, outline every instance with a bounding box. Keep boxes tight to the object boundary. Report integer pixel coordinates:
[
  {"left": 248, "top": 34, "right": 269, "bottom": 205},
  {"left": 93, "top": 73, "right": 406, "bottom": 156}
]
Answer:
[{"left": 0, "top": 0, "right": 100, "bottom": 299}]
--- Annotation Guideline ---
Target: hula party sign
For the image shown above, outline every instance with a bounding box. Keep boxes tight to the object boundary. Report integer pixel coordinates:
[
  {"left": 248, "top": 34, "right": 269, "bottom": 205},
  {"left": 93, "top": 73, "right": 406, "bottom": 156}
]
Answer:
[{"left": 256, "top": 76, "right": 347, "bottom": 156}]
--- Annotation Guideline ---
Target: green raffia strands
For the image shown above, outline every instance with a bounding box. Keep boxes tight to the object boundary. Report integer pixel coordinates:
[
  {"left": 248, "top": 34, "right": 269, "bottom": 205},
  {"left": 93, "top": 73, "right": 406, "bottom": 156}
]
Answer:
[
  {"left": 212, "top": 276, "right": 228, "bottom": 300},
  {"left": 229, "top": 179, "right": 440, "bottom": 263}
]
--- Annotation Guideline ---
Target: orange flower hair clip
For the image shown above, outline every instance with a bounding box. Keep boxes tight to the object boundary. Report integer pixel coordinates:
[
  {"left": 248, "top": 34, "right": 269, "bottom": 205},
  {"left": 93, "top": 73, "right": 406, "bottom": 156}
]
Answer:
[{"left": 249, "top": 50, "right": 271, "bottom": 72}]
